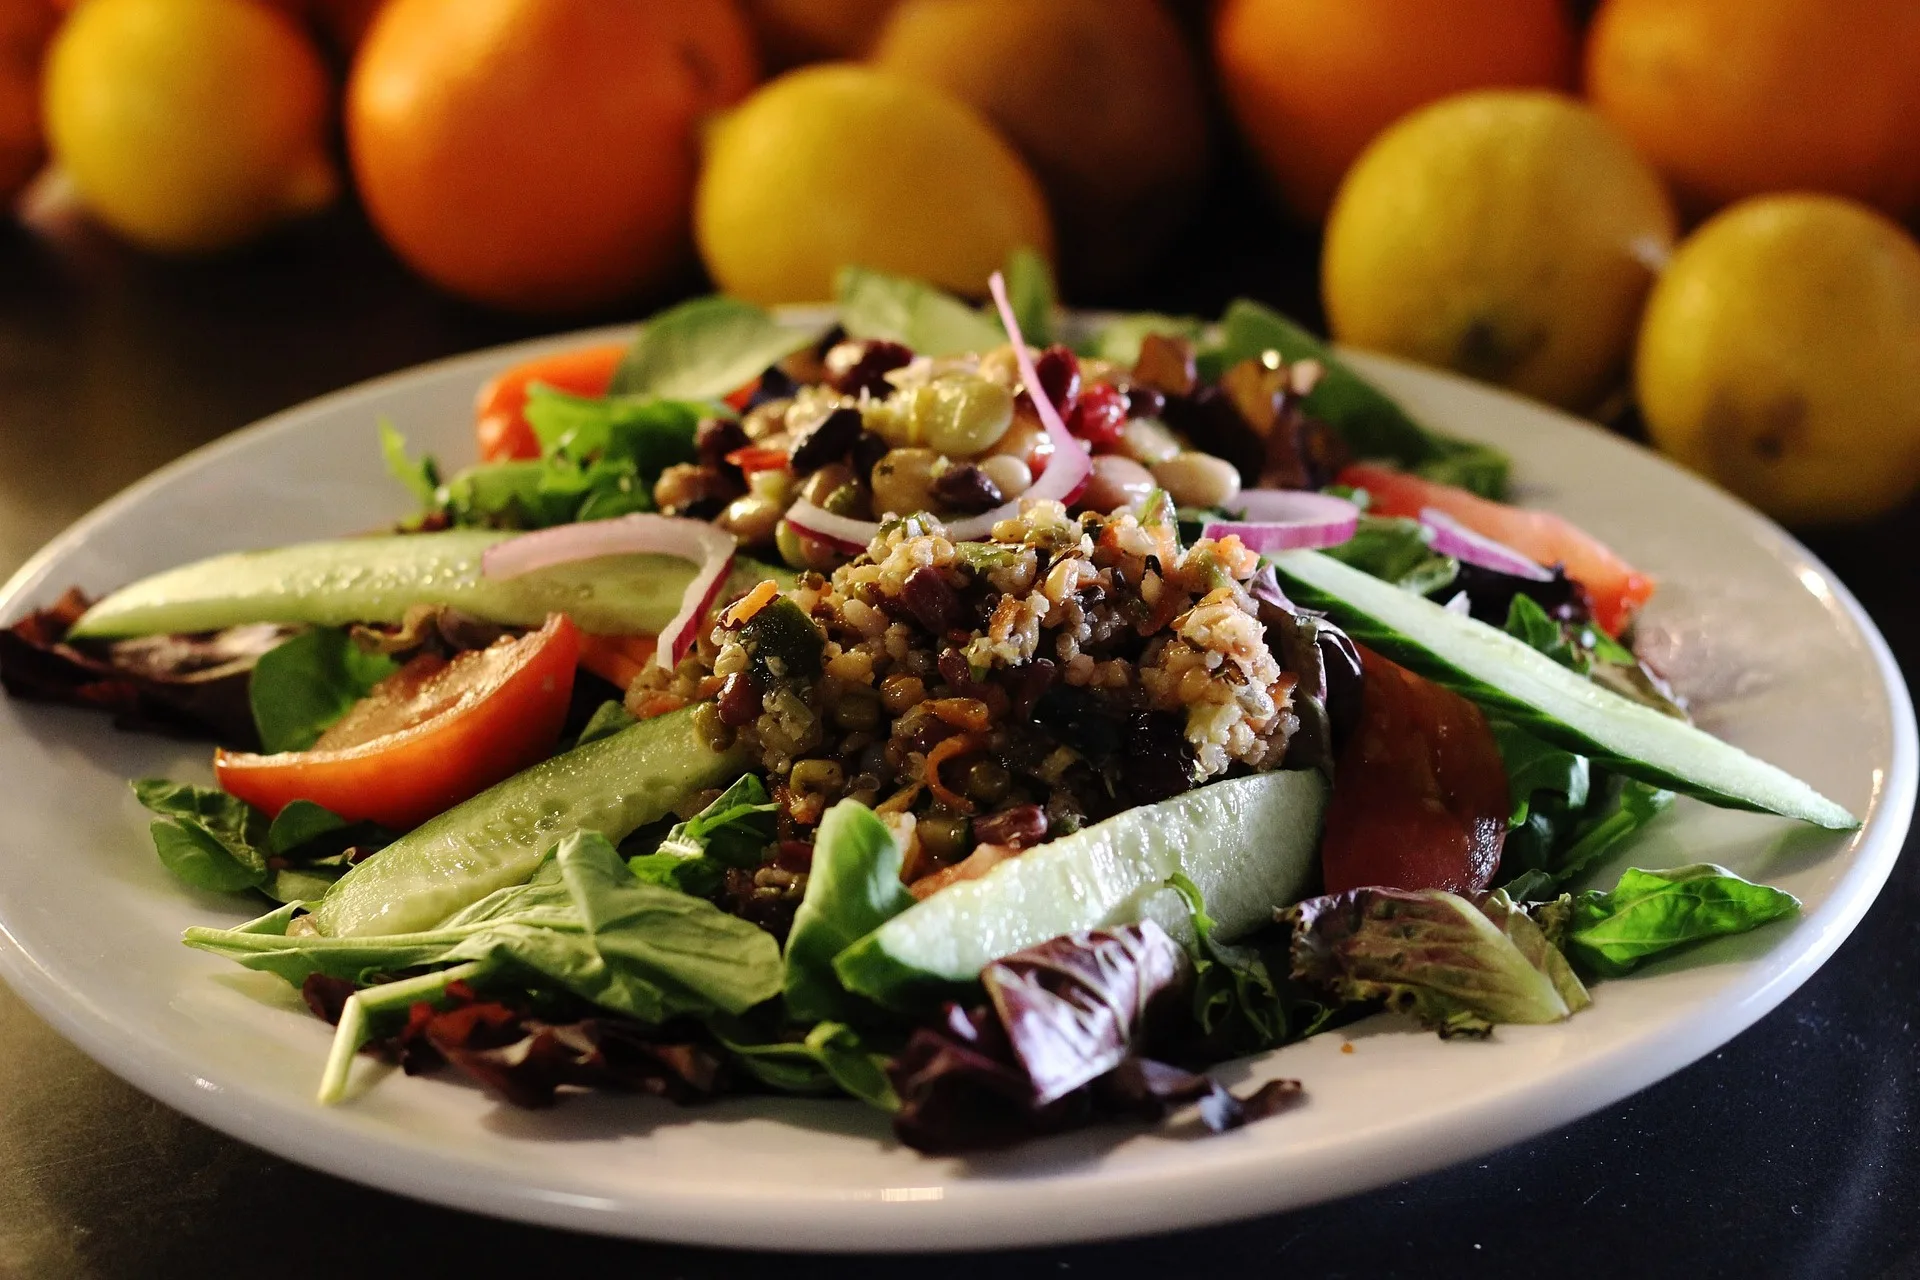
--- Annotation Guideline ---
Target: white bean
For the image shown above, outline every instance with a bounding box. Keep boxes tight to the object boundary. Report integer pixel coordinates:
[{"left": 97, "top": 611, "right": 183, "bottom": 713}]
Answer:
[
  {"left": 978, "top": 453, "right": 1032, "bottom": 499},
  {"left": 1150, "top": 452, "right": 1242, "bottom": 509},
  {"left": 1079, "top": 455, "right": 1157, "bottom": 514}
]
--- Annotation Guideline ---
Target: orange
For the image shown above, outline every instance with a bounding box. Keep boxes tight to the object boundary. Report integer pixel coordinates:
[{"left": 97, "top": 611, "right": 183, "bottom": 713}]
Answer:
[
  {"left": 1212, "top": 0, "right": 1575, "bottom": 222},
  {"left": 347, "top": 0, "right": 756, "bottom": 312},
  {"left": 0, "top": 0, "right": 58, "bottom": 204},
  {"left": 1586, "top": 0, "right": 1920, "bottom": 218}
]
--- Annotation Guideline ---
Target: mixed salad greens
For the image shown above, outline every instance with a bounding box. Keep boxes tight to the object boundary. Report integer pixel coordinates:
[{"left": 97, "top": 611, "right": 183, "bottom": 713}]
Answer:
[{"left": 0, "top": 257, "right": 1852, "bottom": 1156}]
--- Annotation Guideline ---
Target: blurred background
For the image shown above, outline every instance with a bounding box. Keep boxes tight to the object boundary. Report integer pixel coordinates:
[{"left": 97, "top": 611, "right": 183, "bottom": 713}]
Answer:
[{"left": 4, "top": 0, "right": 1920, "bottom": 570}]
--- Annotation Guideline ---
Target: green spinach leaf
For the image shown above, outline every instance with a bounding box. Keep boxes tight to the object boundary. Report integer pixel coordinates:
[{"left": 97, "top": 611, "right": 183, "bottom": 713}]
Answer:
[
  {"left": 1563, "top": 863, "right": 1799, "bottom": 978},
  {"left": 248, "top": 628, "right": 398, "bottom": 754},
  {"left": 783, "top": 798, "right": 914, "bottom": 1023},
  {"left": 185, "top": 831, "right": 785, "bottom": 1020},
  {"left": 718, "top": 1020, "right": 900, "bottom": 1110},
  {"left": 834, "top": 265, "right": 1006, "bottom": 356},
  {"left": 135, "top": 778, "right": 269, "bottom": 893},
  {"left": 607, "top": 294, "right": 833, "bottom": 399}
]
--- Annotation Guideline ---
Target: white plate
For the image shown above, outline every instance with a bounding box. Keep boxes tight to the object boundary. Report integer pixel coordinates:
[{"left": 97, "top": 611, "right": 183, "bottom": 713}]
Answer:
[{"left": 0, "top": 331, "right": 1911, "bottom": 1252}]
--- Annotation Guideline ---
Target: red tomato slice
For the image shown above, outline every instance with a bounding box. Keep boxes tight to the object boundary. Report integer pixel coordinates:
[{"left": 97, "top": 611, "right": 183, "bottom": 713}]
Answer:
[
  {"left": 1320, "top": 646, "right": 1509, "bottom": 897},
  {"left": 1339, "top": 463, "right": 1656, "bottom": 636},
  {"left": 725, "top": 444, "right": 792, "bottom": 473},
  {"left": 216, "top": 615, "right": 581, "bottom": 830},
  {"left": 474, "top": 343, "right": 627, "bottom": 463}
]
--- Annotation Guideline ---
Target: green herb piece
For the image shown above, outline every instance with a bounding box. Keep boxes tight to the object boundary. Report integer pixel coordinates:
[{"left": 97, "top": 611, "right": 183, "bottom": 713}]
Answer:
[
  {"left": 783, "top": 799, "right": 915, "bottom": 1023},
  {"left": 248, "top": 628, "right": 399, "bottom": 754},
  {"left": 607, "top": 294, "right": 833, "bottom": 400},
  {"left": 835, "top": 264, "right": 1006, "bottom": 357},
  {"left": 379, "top": 419, "right": 439, "bottom": 507},
  {"left": 1562, "top": 864, "right": 1800, "bottom": 979}
]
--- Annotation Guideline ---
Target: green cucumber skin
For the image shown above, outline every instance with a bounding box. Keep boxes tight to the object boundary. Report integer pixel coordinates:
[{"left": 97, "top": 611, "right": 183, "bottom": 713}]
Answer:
[
  {"left": 835, "top": 771, "right": 1329, "bottom": 1012},
  {"left": 310, "top": 707, "right": 748, "bottom": 937},
  {"left": 1270, "top": 549, "right": 1858, "bottom": 830},
  {"left": 69, "top": 531, "right": 788, "bottom": 639}
]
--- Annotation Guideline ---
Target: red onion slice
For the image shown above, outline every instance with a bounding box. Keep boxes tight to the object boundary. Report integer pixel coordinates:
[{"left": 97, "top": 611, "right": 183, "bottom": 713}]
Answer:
[
  {"left": 480, "top": 514, "right": 738, "bottom": 668},
  {"left": 1199, "top": 488, "right": 1360, "bottom": 552},
  {"left": 1419, "top": 507, "right": 1553, "bottom": 582},
  {"left": 783, "top": 499, "right": 878, "bottom": 554}
]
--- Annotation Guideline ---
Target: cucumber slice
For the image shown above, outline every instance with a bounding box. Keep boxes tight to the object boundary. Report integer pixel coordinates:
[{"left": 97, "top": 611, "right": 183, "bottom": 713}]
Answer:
[
  {"left": 69, "top": 530, "right": 788, "bottom": 639},
  {"left": 1270, "top": 549, "right": 1857, "bottom": 830},
  {"left": 310, "top": 706, "right": 748, "bottom": 937},
  {"left": 834, "top": 770, "right": 1328, "bottom": 1010}
]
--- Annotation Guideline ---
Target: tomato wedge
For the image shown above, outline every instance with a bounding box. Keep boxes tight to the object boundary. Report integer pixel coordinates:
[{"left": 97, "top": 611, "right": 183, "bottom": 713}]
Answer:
[
  {"left": 216, "top": 615, "right": 581, "bottom": 830},
  {"left": 1320, "top": 646, "right": 1509, "bottom": 896},
  {"left": 475, "top": 343, "right": 627, "bottom": 463},
  {"left": 1339, "top": 463, "right": 1655, "bottom": 636}
]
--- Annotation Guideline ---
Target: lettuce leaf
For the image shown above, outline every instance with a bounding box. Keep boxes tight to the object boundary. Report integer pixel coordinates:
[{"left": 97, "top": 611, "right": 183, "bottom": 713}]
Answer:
[
  {"left": 133, "top": 782, "right": 378, "bottom": 901},
  {"left": 1001, "top": 245, "right": 1056, "bottom": 348},
  {"left": 717, "top": 1020, "right": 899, "bottom": 1110},
  {"left": 1321, "top": 515, "right": 1458, "bottom": 595},
  {"left": 1286, "top": 886, "right": 1587, "bottom": 1038},
  {"left": 1559, "top": 863, "right": 1800, "bottom": 978},
  {"left": 605, "top": 294, "right": 832, "bottom": 400},
  {"left": 782, "top": 798, "right": 915, "bottom": 1023},
  {"left": 1164, "top": 873, "right": 1297, "bottom": 1054},
  {"left": 626, "top": 774, "right": 777, "bottom": 898}
]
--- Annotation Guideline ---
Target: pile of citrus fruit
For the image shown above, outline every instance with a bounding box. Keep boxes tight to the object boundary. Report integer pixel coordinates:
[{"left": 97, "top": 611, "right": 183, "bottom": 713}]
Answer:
[{"left": 4, "top": 0, "right": 1918, "bottom": 523}]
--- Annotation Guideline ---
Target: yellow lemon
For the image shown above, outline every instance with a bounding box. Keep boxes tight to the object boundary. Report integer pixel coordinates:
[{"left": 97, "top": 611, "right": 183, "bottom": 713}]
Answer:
[
  {"left": 695, "top": 64, "right": 1052, "bottom": 305},
  {"left": 44, "top": 0, "right": 336, "bottom": 253},
  {"left": 1323, "top": 89, "right": 1675, "bottom": 411},
  {"left": 1636, "top": 194, "right": 1920, "bottom": 524}
]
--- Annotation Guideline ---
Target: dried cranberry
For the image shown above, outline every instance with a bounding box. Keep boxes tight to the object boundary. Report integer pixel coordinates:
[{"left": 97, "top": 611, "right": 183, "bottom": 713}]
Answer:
[
  {"left": 1123, "top": 384, "right": 1166, "bottom": 420},
  {"left": 788, "top": 406, "right": 864, "bottom": 476},
  {"left": 1068, "top": 383, "right": 1130, "bottom": 452},
  {"left": 1034, "top": 346, "right": 1081, "bottom": 415},
  {"left": 825, "top": 339, "right": 913, "bottom": 398},
  {"left": 899, "top": 566, "right": 968, "bottom": 636},
  {"left": 695, "top": 416, "right": 751, "bottom": 468},
  {"left": 930, "top": 462, "right": 1004, "bottom": 513},
  {"left": 973, "top": 804, "right": 1048, "bottom": 849}
]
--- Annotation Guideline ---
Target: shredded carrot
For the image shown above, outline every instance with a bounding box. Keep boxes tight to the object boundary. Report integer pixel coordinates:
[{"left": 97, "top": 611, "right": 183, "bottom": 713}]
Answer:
[
  {"left": 876, "top": 782, "right": 924, "bottom": 815},
  {"left": 924, "top": 732, "right": 986, "bottom": 813},
  {"left": 720, "top": 580, "right": 780, "bottom": 628},
  {"left": 627, "top": 691, "right": 687, "bottom": 721},
  {"left": 578, "top": 633, "right": 657, "bottom": 691},
  {"left": 925, "top": 697, "right": 991, "bottom": 732},
  {"left": 908, "top": 841, "right": 1022, "bottom": 900}
]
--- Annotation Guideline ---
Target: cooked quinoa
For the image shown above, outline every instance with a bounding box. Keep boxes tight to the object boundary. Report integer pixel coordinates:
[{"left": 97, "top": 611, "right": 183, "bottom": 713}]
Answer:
[{"left": 631, "top": 499, "right": 1309, "bottom": 895}]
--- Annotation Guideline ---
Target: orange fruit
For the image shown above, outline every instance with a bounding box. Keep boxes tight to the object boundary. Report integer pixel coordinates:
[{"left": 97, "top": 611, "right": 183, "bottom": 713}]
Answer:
[
  {"left": 1586, "top": 0, "right": 1920, "bottom": 218},
  {"left": 1213, "top": 0, "right": 1575, "bottom": 222},
  {"left": 741, "top": 0, "right": 895, "bottom": 70},
  {"left": 872, "top": 0, "right": 1208, "bottom": 289},
  {"left": 0, "top": 0, "right": 59, "bottom": 204},
  {"left": 347, "top": 0, "right": 756, "bottom": 312}
]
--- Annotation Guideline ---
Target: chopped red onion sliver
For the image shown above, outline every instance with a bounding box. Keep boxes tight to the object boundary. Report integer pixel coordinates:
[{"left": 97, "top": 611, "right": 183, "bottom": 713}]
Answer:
[
  {"left": 479, "top": 514, "right": 738, "bottom": 668},
  {"left": 1419, "top": 507, "right": 1553, "bottom": 581}
]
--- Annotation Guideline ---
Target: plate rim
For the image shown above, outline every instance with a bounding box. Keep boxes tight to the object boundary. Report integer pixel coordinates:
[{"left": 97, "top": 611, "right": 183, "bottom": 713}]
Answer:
[{"left": 0, "top": 327, "right": 1912, "bottom": 1252}]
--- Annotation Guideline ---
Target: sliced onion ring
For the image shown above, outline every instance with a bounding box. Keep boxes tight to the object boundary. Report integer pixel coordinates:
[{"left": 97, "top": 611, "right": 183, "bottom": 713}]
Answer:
[
  {"left": 783, "top": 500, "right": 879, "bottom": 554},
  {"left": 480, "top": 514, "right": 738, "bottom": 669},
  {"left": 1419, "top": 507, "right": 1553, "bottom": 582},
  {"left": 1200, "top": 488, "right": 1360, "bottom": 552}
]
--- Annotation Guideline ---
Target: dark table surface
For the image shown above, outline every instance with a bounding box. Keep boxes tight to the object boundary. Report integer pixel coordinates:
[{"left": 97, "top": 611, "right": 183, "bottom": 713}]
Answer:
[{"left": 2, "top": 178, "right": 1917, "bottom": 1280}]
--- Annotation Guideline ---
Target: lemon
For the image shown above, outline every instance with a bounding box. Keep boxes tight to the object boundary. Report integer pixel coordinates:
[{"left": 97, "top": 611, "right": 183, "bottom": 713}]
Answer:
[
  {"left": 1323, "top": 90, "right": 1675, "bottom": 411},
  {"left": 44, "top": 0, "right": 336, "bottom": 253},
  {"left": 1636, "top": 194, "right": 1920, "bottom": 524},
  {"left": 695, "top": 64, "right": 1052, "bottom": 305}
]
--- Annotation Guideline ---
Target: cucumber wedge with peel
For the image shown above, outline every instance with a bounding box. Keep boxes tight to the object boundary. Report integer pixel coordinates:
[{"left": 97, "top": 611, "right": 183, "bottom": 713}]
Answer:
[
  {"left": 69, "top": 530, "right": 788, "bottom": 639},
  {"left": 1269, "top": 548, "right": 1857, "bottom": 829},
  {"left": 310, "top": 706, "right": 748, "bottom": 937},
  {"left": 834, "top": 770, "right": 1329, "bottom": 1011}
]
